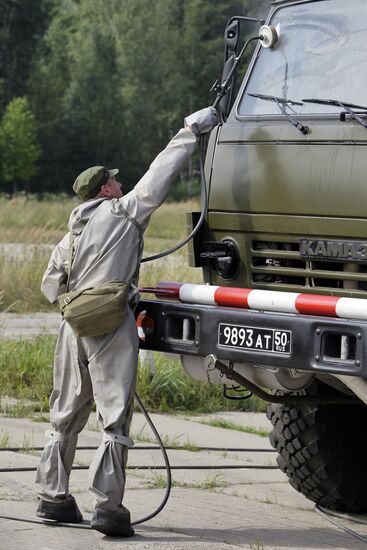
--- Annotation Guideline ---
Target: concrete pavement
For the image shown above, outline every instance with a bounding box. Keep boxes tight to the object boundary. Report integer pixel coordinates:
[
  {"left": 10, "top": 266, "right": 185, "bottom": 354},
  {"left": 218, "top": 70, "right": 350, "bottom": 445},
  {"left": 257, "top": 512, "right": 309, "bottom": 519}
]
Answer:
[
  {"left": 0, "top": 313, "right": 60, "bottom": 340},
  {"left": 1, "top": 410, "right": 367, "bottom": 549},
  {"left": 1, "top": 314, "right": 367, "bottom": 548}
]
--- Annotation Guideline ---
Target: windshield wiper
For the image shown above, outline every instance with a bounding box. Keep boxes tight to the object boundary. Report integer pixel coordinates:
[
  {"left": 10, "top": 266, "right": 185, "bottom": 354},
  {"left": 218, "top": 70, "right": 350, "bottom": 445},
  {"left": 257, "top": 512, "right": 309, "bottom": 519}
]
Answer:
[
  {"left": 248, "top": 93, "right": 309, "bottom": 135},
  {"left": 302, "top": 98, "right": 367, "bottom": 129}
]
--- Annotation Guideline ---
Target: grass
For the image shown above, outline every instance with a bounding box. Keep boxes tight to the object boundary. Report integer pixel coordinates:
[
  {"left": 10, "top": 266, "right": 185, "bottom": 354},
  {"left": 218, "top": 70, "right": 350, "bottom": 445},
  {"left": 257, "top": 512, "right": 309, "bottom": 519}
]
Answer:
[
  {"left": 195, "top": 418, "right": 269, "bottom": 437},
  {"left": 0, "top": 428, "right": 10, "bottom": 448},
  {"left": 132, "top": 429, "right": 200, "bottom": 451},
  {"left": 0, "top": 402, "right": 41, "bottom": 418},
  {"left": 145, "top": 472, "right": 167, "bottom": 489},
  {"left": 0, "top": 197, "right": 202, "bottom": 312},
  {"left": 0, "top": 194, "right": 74, "bottom": 243},
  {"left": 249, "top": 539, "right": 265, "bottom": 550},
  {"left": 0, "top": 336, "right": 266, "bottom": 415},
  {"left": 0, "top": 249, "right": 52, "bottom": 312},
  {"left": 0, "top": 194, "right": 199, "bottom": 244},
  {"left": 0, "top": 336, "right": 54, "bottom": 403},
  {"left": 136, "top": 353, "right": 266, "bottom": 413},
  {"left": 144, "top": 471, "right": 226, "bottom": 491},
  {"left": 0, "top": 195, "right": 267, "bottom": 414},
  {"left": 20, "top": 433, "right": 38, "bottom": 455},
  {"left": 0, "top": 247, "right": 202, "bottom": 312}
]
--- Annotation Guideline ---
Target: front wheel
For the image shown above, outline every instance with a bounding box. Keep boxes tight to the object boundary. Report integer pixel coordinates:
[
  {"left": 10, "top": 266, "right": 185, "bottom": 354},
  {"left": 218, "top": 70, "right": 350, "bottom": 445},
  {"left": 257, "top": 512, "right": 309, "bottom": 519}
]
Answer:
[{"left": 267, "top": 381, "right": 367, "bottom": 512}]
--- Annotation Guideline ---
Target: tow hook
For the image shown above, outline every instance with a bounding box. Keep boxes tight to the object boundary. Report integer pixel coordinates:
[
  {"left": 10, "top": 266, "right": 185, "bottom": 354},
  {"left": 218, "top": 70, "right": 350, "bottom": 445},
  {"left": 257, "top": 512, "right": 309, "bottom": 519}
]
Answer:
[{"left": 203, "top": 354, "right": 360, "bottom": 405}]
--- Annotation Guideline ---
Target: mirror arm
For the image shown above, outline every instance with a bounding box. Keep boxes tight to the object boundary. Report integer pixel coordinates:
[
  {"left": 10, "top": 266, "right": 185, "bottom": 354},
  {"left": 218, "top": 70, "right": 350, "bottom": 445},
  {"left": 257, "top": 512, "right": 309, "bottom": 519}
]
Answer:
[
  {"left": 226, "top": 16, "right": 266, "bottom": 27},
  {"left": 214, "top": 35, "right": 260, "bottom": 110}
]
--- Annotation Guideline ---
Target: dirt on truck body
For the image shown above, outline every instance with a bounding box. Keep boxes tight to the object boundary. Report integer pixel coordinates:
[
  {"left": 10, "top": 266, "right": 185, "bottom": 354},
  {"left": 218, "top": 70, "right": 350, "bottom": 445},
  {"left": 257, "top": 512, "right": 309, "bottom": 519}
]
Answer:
[{"left": 137, "top": 0, "right": 367, "bottom": 513}]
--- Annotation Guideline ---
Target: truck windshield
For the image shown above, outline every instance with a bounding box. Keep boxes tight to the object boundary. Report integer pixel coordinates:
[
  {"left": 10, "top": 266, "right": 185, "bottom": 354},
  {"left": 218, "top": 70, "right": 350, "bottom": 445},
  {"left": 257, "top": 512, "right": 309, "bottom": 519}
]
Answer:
[{"left": 238, "top": 0, "right": 367, "bottom": 117}]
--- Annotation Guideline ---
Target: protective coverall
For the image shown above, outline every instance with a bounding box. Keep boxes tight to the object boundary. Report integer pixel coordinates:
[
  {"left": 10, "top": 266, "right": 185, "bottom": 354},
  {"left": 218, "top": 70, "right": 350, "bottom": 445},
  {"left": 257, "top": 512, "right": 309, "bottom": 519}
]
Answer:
[{"left": 36, "top": 108, "right": 217, "bottom": 512}]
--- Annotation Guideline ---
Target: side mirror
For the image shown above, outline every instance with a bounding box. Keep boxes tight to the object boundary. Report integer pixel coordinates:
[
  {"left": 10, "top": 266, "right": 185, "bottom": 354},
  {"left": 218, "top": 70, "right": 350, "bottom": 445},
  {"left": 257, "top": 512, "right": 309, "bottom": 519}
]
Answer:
[
  {"left": 224, "top": 20, "right": 240, "bottom": 58},
  {"left": 219, "top": 20, "right": 240, "bottom": 120},
  {"left": 215, "top": 16, "right": 270, "bottom": 120}
]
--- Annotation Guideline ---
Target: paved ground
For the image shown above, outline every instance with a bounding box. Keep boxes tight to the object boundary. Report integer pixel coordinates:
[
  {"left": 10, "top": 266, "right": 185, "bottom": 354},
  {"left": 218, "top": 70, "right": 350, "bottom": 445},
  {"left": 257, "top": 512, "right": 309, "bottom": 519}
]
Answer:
[
  {"left": 0, "top": 313, "right": 60, "bottom": 340},
  {"left": 1, "top": 314, "right": 367, "bottom": 548},
  {"left": 1, "top": 410, "right": 367, "bottom": 550}
]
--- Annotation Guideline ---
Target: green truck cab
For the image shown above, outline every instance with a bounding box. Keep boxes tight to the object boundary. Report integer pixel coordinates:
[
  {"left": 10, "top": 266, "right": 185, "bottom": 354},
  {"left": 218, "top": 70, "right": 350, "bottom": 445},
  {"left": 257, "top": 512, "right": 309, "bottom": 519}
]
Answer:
[{"left": 138, "top": 0, "right": 367, "bottom": 512}]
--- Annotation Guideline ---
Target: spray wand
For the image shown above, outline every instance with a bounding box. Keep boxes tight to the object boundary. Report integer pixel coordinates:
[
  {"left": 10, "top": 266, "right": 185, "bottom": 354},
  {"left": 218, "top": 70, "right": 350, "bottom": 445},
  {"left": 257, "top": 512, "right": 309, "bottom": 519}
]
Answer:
[{"left": 141, "top": 24, "right": 278, "bottom": 264}]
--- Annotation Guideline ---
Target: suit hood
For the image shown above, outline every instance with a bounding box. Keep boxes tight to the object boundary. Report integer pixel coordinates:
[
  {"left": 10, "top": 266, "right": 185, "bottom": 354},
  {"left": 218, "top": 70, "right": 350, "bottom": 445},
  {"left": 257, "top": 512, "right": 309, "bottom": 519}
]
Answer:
[{"left": 68, "top": 198, "right": 106, "bottom": 235}]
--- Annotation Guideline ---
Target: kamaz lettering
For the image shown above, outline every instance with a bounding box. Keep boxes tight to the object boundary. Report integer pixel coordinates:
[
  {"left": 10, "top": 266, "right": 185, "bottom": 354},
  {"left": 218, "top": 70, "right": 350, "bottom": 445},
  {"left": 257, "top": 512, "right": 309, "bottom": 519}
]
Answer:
[{"left": 300, "top": 239, "right": 367, "bottom": 262}]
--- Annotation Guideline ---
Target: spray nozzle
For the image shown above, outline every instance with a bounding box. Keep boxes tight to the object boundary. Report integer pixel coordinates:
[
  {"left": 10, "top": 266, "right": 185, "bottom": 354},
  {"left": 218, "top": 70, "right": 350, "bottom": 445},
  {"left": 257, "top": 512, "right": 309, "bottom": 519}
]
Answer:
[{"left": 259, "top": 25, "right": 279, "bottom": 49}]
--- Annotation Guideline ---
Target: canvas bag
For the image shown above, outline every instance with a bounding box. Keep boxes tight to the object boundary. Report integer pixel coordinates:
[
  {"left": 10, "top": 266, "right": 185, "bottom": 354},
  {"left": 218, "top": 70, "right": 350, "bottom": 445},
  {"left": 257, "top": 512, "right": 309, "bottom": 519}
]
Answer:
[
  {"left": 58, "top": 211, "right": 143, "bottom": 337},
  {"left": 58, "top": 280, "right": 130, "bottom": 337}
]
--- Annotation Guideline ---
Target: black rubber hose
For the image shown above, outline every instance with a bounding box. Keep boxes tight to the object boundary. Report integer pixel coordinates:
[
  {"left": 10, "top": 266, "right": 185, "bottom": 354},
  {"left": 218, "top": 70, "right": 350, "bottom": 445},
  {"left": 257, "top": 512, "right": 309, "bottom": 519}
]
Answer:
[
  {"left": 141, "top": 134, "right": 208, "bottom": 263},
  {"left": 131, "top": 392, "right": 172, "bottom": 526},
  {"left": 315, "top": 504, "right": 367, "bottom": 544}
]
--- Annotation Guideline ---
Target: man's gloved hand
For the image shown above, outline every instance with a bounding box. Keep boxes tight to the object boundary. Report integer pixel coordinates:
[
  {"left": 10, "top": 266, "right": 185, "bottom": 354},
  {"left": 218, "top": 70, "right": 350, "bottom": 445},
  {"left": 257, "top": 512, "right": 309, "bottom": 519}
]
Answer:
[{"left": 184, "top": 106, "right": 218, "bottom": 137}]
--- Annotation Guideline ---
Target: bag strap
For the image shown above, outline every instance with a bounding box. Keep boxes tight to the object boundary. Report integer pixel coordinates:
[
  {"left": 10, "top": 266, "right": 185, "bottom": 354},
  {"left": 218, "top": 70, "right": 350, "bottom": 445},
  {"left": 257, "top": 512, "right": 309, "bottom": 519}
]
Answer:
[
  {"left": 66, "top": 232, "right": 75, "bottom": 292},
  {"left": 113, "top": 203, "right": 144, "bottom": 283},
  {"left": 65, "top": 206, "right": 143, "bottom": 292}
]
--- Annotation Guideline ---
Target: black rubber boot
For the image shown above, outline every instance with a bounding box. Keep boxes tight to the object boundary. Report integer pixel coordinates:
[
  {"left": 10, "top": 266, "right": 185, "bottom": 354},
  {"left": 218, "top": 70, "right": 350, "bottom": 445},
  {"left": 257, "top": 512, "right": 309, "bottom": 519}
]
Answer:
[
  {"left": 37, "top": 495, "right": 83, "bottom": 523},
  {"left": 91, "top": 505, "right": 135, "bottom": 537}
]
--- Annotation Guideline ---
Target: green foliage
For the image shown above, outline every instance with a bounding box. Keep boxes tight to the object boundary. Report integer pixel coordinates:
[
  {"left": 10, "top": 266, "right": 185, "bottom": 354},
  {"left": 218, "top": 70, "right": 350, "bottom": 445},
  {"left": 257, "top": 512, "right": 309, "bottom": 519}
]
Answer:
[
  {"left": 196, "top": 417, "right": 269, "bottom": 437},
  {"left": 0, "top": 0, "right": 269, "bottom": 194},
  {"left": 0, "top": 0, "right": 52, "bottom": 110},
  {"left": 0, "top": 193, "right": 73, "bottom": 235},
  {"left": 137, "top": 353, "right": 266, "bottom": 413},
  {"left": 26, "top": 0, "right": 268, "bottom": 194},
  {"left": 0, "top": 97, "right": 41, "bottom": 190},
  {"left": 0, "top": 198, "right": 203, "bottom": 312},
  {"left": 0, "top": 336, "right": 266, "bottom": 414},
  {"left": 0, "top": 249, "right": 52, "bottom": 312},
  {"left": 0, "top": 336, "right": 55, "bottom": 402},
  {"left": 0, "top": 428, "right": 10, "bottom": 448}
]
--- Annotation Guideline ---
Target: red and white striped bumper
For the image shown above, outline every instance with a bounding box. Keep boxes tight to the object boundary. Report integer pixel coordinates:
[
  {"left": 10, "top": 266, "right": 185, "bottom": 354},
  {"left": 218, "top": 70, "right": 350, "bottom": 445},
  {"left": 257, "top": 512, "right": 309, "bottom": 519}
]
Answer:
[{"left": 141, "top": 281, "right": 367, "bottom": 321}]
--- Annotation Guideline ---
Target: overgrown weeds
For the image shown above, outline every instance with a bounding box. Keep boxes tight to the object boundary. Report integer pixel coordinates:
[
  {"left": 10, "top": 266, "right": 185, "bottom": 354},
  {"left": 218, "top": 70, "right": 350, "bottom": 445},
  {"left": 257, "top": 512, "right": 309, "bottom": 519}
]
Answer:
[
  {"left": 0, "top": 428, "right": 10, "bottom": 448},
  {"left": 0, "top": 198, "right": 201, "bottom": 312},
  {"left": 0, "top": 248, "right": 201, "bottom": 313},
  {"left": 0, "top": 195, "right": 198, "bottom": 244},
  {"left": 0, "top": 250, "right": 52, "bottom": 312},
  {"left": 144, "top": 472, "right": 226, "bottom": 491},
  {"left": 136, "top": 353, "right": 265, "bottom": 413},
  {"left": 0, "top": 336, "right": 54, "bottom": 402},
  {"left": 0, "top": 336, "right": 266, "bottom": 414},
  {"left": 195, "top": 418, "right": 269, "bottom": 437},
  {"left": 0, "top": 194, "right": 74, "bottom": 241}
]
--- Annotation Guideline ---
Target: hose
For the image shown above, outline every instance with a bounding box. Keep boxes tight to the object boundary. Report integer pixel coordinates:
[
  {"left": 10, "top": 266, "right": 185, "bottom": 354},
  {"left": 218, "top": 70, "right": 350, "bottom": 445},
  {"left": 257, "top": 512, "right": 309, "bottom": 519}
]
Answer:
[
  {"left": 141, "top": 135, "right": 208, "bottom": 263},
  {"left": 131, "top": 392, "right": 172, "bottom": 526},
  {"left": 315, "top": 504, "right": 367, "bottom": 545}
]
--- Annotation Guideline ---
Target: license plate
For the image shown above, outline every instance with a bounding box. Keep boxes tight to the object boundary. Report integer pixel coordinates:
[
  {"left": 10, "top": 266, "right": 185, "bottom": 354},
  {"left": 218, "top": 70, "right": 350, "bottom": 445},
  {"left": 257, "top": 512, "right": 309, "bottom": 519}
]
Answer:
[{"left": 218, "top": 323, "right": 292, "bottom": 354}]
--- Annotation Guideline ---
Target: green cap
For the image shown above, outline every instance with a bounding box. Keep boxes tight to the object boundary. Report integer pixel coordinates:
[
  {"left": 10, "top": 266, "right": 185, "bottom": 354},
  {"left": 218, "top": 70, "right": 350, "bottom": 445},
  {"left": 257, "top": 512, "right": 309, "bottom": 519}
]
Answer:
[{"left": 73, "top": 166, "right": 119, "bottom": 200}]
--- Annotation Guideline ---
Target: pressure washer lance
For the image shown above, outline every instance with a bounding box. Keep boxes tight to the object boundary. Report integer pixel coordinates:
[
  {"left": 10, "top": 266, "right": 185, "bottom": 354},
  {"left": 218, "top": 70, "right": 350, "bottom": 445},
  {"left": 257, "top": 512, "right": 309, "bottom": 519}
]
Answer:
[{"left": 142, "top": 25, "right": 278, "bottom": 264}]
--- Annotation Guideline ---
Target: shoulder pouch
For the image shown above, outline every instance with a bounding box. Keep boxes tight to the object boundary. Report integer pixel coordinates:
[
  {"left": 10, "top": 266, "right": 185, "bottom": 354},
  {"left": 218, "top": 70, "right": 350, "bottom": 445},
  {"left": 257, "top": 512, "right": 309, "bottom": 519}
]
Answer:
[{"left": 57, "top": 281, "right": 129, "bottom": 337}]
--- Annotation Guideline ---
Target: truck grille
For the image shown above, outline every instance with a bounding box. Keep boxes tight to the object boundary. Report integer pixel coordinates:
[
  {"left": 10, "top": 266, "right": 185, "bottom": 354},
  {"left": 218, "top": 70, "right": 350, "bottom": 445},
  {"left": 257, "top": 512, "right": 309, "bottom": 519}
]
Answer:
[{"left": 251, "top": 238, "right": 367, "bottom": 296}]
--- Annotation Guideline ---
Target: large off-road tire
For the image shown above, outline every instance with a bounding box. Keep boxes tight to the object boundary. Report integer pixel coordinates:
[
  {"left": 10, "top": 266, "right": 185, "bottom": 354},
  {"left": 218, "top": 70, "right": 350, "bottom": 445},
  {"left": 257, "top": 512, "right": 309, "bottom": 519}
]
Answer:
[{"left": 267, "top": 381, "right": 367, "bottom": 512}]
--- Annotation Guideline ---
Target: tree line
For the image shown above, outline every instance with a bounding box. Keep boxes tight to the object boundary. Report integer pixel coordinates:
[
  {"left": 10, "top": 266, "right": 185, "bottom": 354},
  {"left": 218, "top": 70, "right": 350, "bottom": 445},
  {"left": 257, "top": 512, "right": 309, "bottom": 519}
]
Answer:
[{"left": 0, "top": 0, "right": 267, "bottom": 195}]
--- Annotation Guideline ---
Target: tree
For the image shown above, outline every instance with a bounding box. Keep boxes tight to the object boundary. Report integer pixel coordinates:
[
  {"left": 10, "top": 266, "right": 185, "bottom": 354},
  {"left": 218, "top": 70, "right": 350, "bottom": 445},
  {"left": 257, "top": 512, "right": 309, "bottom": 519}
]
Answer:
[
  {"left": 28, "top": 0, "right": 269, "bottom": 194},
  {"left": 0, "top": 0, "right": 53, "bottom": 111},
  {"left": 0, "top": 97, "right": 41, "bottom": 193}
]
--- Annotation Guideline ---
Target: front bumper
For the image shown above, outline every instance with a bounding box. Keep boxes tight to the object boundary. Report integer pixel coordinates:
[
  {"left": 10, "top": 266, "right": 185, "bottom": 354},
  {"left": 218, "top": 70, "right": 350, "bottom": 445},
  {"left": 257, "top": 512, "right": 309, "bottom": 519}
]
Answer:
[{"left": 136, "top": 299, "right": 367, "bottom": 377}]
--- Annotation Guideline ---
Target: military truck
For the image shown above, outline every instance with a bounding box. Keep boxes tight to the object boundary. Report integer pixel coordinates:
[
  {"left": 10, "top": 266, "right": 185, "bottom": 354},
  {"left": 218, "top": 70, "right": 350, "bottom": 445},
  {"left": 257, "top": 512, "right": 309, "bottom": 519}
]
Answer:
[{"left": 137, "top": 0, "right": 367, "bottom": 513}]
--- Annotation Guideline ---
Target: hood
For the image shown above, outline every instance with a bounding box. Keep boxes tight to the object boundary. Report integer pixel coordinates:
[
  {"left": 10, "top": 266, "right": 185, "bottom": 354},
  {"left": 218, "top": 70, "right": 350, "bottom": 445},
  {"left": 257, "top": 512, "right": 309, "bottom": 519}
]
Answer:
[{"left": 68, "top": 198, "right": 106, "bottom": 235}]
